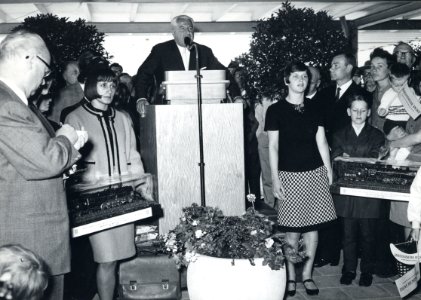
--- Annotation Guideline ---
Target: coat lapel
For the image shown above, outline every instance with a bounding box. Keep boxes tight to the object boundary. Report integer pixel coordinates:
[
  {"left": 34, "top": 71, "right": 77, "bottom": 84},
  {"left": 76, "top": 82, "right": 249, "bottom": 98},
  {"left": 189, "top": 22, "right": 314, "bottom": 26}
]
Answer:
[
  {"left": 170, "top": 40, "right": 187, "bottom": 70},
  {"left": 29, "top": 103, "right": 56, "bottom": 137}
]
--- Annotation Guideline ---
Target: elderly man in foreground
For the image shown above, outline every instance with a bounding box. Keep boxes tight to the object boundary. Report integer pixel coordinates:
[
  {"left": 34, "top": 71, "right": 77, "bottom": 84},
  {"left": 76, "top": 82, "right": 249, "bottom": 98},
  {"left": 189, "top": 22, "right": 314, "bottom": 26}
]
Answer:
[{"left": 0, "top": 30, "right": 85, "bottom": 300}]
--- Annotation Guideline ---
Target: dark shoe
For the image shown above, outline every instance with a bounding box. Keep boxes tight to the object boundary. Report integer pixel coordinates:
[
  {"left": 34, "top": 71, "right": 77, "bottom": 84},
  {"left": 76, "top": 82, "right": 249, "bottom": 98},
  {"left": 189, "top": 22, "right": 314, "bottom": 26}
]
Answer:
[
  {"left": 330, "top": 258, "right": 340, "bottom": 266},
  {"left": 340, "top": 271, "right": 356, "bottom": 285},
  {"left": 359, "top": 273, "right": 373, "bottom": 287},
  {"left": 314, "top": 257, "right": 329, "bottom": 268},
  {"left": 287, "top": 280, "right": 296, "bottom": 297},
  {"left": 303, "top": 279, "right": 319, "bottom": 295}
]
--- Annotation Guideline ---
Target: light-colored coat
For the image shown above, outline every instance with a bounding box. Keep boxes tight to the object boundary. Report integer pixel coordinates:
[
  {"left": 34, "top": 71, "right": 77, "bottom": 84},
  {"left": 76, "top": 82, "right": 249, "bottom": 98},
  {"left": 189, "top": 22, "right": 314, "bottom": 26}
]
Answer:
[{"left": 0, "top": 81, "right": 80, "bottom": 275}]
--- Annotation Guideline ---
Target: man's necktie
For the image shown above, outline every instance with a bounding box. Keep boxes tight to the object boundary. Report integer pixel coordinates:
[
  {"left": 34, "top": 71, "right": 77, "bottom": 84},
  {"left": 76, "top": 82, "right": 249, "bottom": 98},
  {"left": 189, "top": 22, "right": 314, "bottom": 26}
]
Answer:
[{"left": 335, "top": 87, "right": 341, "bottom": 101}]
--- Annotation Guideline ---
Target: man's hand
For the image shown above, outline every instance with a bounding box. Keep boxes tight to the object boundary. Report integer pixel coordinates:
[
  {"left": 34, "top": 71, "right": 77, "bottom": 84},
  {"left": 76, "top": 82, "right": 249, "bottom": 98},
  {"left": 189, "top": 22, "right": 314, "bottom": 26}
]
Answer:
[
  {"left": 410, "top": 228, "right": 420, "bottom": 242},
  {"left": 136, "top": 98, "right": 149, "bottom": 117},
  {"left": 56, "top": 124, "right": 78, "bottom": 145},
  {"left": 136, "top": 175, "right": 154, "bottom": 201},
  {"left": 74, "top": 128, "right": 88, "bottom": 150},
  {"left": 377, "top": 107, "right": 388, "bottom": 117}
]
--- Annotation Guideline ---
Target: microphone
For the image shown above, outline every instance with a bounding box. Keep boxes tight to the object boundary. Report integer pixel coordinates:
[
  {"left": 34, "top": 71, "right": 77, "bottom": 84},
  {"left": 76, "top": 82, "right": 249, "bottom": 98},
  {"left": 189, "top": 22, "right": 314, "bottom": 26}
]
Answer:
[{"left": 184, "top": 36, "right": 193, "bottom": 50}]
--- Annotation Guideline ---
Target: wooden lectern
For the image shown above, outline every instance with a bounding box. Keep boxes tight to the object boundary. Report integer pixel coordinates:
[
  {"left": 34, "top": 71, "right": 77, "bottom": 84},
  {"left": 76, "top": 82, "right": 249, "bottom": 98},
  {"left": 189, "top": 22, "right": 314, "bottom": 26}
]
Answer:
[{"left": 138, "top": 71, "right": 245, "bottom": 233}]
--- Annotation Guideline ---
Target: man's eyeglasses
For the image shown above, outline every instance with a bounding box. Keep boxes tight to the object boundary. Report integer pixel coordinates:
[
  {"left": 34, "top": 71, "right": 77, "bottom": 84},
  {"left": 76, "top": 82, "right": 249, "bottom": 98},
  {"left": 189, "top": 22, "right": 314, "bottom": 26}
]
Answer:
[
  {"left": 394, "top": 51, "right": 413, "bottom": 58},
  {"left": 36, "top": 55, "right": 52, "bottom": 78}
]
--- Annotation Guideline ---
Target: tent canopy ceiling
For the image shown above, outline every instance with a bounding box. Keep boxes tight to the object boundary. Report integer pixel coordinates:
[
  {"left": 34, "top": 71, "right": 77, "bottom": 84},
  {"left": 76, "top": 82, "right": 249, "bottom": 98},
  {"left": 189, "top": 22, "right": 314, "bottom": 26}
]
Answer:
[
  {"left": 1, "top": 0, "right": 421, "bottom": 54},
  {"left": 0, "top": 1, "right": 420, "bottom": 31}
]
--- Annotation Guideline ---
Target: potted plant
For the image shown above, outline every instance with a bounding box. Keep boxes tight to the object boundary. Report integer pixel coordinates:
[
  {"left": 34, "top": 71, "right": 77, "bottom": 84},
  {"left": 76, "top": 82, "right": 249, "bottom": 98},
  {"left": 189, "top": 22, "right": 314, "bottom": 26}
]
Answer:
[{"left": 160, "top": 195, "right": 305, "bottom": 300}]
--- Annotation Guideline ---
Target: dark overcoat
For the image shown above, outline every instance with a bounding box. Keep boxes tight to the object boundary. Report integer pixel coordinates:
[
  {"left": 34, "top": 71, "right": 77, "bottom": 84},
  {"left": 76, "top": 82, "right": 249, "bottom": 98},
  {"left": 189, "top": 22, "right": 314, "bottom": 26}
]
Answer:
[{"left": 332, "top": 123, "right": 387, "bottom": 218}]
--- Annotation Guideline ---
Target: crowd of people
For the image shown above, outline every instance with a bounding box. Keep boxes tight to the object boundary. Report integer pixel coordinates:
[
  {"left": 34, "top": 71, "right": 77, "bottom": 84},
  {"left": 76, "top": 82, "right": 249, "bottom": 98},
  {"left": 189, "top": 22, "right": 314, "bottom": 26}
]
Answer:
[{"left": 2, "top": 12, "right": 421, "bottom": 300}]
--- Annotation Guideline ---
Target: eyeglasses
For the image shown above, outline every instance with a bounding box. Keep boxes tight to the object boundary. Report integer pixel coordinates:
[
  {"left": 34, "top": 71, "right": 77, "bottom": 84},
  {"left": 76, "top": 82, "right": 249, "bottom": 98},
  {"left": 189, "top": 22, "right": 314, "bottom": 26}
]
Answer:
[
  {"left": 36, "top": 55, "right": 52, "bottom": 78},
  {"left": 394, "top": 50, "right": 413, "bottom": 58}
]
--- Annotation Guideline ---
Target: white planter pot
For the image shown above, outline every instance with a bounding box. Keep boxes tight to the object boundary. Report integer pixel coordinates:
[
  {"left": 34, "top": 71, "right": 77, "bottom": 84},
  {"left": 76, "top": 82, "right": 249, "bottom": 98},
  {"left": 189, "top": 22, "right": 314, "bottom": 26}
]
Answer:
[{"left": 187, "top": 255, "right": 286, "bottom": 300}]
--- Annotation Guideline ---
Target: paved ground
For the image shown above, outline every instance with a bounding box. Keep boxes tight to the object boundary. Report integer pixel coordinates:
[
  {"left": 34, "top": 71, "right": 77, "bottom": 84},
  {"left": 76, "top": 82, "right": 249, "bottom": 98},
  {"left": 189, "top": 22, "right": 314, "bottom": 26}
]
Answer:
[{"left": 181, "top": 253, "right": 421, "bottom": 300}]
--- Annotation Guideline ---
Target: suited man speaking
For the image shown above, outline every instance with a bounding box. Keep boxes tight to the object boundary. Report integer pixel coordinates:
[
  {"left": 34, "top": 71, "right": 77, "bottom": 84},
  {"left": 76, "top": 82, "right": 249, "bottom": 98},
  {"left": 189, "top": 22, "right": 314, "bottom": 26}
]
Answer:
[{"left": 134, "top": 15, "right": 241, "bottom": 104}]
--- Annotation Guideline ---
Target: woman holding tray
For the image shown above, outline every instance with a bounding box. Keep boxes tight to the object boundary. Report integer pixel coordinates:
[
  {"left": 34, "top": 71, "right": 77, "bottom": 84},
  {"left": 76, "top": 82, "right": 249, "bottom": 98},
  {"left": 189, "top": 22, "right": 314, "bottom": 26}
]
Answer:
[{"left": 65, "top": 68, "right": 147, "bottom": 300}]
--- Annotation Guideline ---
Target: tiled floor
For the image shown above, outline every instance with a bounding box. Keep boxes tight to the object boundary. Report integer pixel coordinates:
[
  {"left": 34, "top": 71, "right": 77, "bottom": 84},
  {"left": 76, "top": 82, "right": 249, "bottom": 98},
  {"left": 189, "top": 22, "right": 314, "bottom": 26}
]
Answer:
[{"left": 180, "top": 255, "right": 421, "bottom": 300}]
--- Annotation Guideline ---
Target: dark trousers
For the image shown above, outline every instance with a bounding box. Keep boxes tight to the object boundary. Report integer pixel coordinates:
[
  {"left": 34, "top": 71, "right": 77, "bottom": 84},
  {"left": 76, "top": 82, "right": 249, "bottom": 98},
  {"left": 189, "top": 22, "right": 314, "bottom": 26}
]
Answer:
[
  {"left": 317, "top": 218, "right": 342, "bottom": 264},
  {"left": 343, "top": 218, "right": 376, "bottom": 274}
]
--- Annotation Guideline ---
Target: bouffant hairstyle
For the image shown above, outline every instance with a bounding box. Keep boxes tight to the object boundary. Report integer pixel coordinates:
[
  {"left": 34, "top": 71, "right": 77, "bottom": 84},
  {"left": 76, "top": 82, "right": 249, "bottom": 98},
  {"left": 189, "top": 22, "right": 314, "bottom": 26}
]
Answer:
[{"left": 84, "top": 68, "right": 118, "bottom": 101}]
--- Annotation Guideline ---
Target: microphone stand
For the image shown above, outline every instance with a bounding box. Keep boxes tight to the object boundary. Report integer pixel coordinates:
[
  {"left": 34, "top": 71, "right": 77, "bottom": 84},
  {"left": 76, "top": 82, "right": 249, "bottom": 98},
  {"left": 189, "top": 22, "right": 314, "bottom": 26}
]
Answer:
[{"left": 190, "top": 43, "right": 206, "bottom": 207}]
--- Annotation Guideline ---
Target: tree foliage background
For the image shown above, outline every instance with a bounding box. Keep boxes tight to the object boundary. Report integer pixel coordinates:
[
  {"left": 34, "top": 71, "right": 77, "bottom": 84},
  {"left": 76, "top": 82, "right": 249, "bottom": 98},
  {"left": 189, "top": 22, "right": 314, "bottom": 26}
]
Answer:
[
  {"left": 13, "top": 14, "right": 110, "bottom": 75},
  {"left": 237, "top": 2, "right": 350, "bottom": 100}
]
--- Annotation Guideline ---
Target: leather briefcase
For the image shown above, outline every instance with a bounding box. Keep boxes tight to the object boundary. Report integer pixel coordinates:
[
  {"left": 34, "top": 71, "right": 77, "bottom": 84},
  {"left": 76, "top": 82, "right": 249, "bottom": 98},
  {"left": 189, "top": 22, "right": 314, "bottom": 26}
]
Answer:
[{"left": 118, "top": 255, "right": 181, "bottom": 300}]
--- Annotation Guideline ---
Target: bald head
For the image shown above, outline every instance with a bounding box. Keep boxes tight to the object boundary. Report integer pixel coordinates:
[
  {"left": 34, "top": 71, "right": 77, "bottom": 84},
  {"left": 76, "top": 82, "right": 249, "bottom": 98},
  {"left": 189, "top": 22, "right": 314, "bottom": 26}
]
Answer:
[
  {"left": 0, "top": 30, "right": 49, "bottom": 63},
  {"left": 307, "top": 66, "right": 321, "bottom": 96},
  {"left": 393, "top": 42, "right": 416, "bottom": 68},
  {"left": 0, "top": 30, "right": 51, "bottom": 98}
]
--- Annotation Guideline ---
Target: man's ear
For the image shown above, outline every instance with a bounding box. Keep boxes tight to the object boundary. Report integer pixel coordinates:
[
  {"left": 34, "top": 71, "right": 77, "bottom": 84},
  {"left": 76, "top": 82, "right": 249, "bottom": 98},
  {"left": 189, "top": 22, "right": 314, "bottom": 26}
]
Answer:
[
  {"left": 347, "top": 108, "right": 351, "bottom": 117},
  {"left": 367, "top": 108, "right": 371, "bottom": 117},
  {"left": 347, "top": 64, "right": 354, "bottom": 75}
]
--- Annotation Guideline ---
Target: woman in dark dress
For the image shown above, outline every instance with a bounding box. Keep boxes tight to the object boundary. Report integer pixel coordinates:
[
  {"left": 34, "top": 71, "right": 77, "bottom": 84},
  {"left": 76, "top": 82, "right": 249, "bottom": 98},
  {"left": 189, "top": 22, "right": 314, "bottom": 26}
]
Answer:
[{"left": 265, "top": 62, "right": 336, "bottom": 296}]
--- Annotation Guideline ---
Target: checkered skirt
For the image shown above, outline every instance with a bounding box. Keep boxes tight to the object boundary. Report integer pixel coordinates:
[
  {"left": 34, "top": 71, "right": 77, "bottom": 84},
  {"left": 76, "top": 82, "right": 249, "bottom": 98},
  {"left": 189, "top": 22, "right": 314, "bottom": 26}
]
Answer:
[{"left": 277, "top": 166, "right": 337, "bottom": 231}]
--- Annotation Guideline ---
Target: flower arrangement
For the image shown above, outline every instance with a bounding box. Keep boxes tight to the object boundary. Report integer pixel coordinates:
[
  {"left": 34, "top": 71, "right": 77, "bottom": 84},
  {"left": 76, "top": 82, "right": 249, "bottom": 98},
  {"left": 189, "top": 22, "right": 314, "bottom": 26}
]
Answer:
[{"left": 161, "top": 195, "right": 305, "bottom": 270}]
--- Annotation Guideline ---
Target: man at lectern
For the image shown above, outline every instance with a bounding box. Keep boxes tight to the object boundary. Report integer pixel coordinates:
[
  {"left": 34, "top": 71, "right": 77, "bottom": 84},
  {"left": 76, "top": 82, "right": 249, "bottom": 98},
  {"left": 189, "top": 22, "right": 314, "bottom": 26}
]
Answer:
[{"left": 134, "top": 15, "right": 242, "bottom": 104}]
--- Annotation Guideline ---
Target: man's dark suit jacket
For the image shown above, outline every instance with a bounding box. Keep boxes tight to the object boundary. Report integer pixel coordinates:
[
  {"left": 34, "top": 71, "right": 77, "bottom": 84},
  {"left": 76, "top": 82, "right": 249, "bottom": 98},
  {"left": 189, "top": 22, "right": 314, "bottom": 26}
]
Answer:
[
  {"left": 0, "top": 81, "right": 80, "bottom": 275},
  {"left": 316, "top": 81, "right": 372, "bottom": 144},
  {"left": 134, "top": 39, "right": 240, "bottom": 103}
]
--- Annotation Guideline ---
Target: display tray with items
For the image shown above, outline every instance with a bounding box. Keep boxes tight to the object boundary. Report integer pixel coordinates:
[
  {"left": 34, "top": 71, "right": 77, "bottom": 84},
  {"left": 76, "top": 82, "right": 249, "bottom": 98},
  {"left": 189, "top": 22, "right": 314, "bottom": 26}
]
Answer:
[
  {"left": 66, "top": 173, "right": 161, "bottom": 237},
  {"left": 330, "top": 157, "right": 421, "bottom": 201}
]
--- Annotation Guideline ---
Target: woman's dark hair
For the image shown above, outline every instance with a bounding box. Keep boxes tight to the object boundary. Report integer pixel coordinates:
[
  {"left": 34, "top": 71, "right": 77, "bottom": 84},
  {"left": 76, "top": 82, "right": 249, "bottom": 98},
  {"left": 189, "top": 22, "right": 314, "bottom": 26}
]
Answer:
[
  {"left": 346, "top": 93, "right": 371, "bottom": 109},
  {"left": 283, "top": 62, "right": 310, "bottom": 84},
  {"left": 369, "top": 48, "right": 395, "bottom": 67},
  {"left": 84, "top": 68, "right": 118, "bottom": 101},
  {"left": 78, "top": 50, "right": 109, "bottom": 83}
]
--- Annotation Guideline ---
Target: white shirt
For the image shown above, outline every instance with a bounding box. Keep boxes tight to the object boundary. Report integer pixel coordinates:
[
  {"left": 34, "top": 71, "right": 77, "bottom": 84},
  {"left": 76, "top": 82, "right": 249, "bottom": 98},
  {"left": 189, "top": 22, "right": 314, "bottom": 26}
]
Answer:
[
  {"left": 337, "top": 79, "right": 353, "bottom": 99},
  {"left": 0, "top": 77, "right": 28, "bottom": 105},
  {"left": 176, "top": 44, "right": 190, "bottom": 71},
  {"left": 307, "top": 91, "right": 317, "bottom": 99},
  {"left": 351, "top": 122, "right": 365, "bottom": 136},
  {"left": 409, "top": 167, "right": 421, "bottom": 229}
]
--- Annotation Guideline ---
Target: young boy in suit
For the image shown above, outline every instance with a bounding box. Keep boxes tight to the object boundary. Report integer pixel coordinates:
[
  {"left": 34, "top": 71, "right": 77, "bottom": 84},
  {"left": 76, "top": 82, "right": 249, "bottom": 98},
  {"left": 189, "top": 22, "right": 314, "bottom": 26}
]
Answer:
[{"left": 331, "top": 94, "right": 386, "bottom": 287}]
